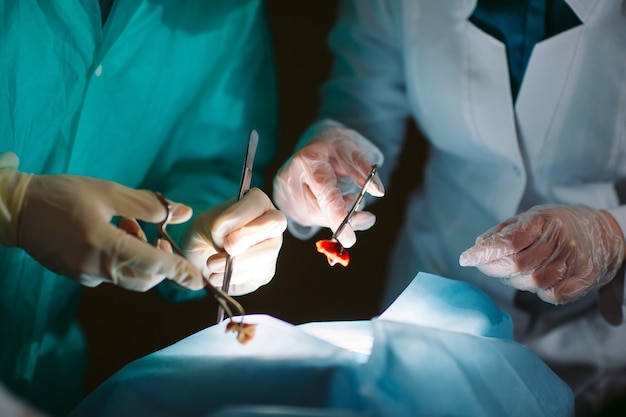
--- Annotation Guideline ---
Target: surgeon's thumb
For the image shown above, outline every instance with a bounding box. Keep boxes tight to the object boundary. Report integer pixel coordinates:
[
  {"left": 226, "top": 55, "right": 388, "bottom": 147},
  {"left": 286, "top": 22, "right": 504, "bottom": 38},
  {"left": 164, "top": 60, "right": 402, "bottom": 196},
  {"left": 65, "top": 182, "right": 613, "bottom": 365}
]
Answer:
[
  {"left": 167, "top": 203, "right": 193, "bottom": 224},
  {"left": 108, "top": 185, "right": 193, "bottom": 225}
]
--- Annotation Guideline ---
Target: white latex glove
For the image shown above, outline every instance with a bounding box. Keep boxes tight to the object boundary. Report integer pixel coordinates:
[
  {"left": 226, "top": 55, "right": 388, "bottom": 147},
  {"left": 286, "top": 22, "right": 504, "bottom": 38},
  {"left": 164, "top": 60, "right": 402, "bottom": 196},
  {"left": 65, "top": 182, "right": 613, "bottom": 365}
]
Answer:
[
  {"left": 459, "top": 205, "right": 626, "bottom": 305},
  {"left": 0, "top": 169, "right": 204, "bottom": 292},
  {"left": 182, "top": 188, "right": 286, "bottom": 296},
  {"left": 0, "top": 381, "right": 48, "bottom": 417},
  {"left": 273, "top": 120, "right": 384, "bottom": 248}
]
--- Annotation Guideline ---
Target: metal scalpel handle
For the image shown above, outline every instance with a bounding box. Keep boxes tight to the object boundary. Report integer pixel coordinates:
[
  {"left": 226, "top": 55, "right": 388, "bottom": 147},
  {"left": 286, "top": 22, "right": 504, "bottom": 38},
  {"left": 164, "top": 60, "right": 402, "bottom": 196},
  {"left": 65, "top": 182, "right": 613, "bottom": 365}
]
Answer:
[{"left": 217, "top": 129, "right": 258, "bottom": 322}]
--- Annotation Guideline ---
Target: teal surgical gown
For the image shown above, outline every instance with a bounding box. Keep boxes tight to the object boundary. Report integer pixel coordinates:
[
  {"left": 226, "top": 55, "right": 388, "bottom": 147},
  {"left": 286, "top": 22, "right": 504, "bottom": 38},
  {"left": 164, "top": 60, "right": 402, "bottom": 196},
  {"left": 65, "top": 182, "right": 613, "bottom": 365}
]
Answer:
[{"left": 0, "top": 0, "right": 277, "bottom": 415}]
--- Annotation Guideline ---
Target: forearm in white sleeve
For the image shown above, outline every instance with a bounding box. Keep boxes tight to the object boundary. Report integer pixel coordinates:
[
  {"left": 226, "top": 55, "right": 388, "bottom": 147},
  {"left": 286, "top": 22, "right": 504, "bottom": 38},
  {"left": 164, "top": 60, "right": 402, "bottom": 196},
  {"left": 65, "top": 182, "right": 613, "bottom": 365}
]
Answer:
[{"left": 319, "top": 0, "right": 410, "bottom": 188}]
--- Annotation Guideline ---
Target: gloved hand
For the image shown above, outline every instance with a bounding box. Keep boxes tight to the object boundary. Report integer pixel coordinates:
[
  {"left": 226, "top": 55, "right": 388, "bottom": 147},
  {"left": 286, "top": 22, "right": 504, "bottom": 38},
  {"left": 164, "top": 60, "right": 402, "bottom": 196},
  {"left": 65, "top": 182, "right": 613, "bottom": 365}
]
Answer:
[
  {"left": 273, "top": 120, "right": 385, "bottom": 248},
  {"left": 181, "top": 188, "right": 287, "bottom": 296},
  {"left": 0, "top": 381, "right": 49, "bottom": 417},
  {"left": 459, "top": 205, "right": 626, "bottom": 305},
  {"left": 0, "top": 168, "right": 204, "bottom": 292}
]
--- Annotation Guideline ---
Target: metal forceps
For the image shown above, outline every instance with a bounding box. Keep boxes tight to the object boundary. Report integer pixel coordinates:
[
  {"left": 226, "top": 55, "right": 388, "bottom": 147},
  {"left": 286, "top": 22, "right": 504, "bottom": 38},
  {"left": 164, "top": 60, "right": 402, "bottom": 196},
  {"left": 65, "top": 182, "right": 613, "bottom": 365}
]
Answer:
[
  {"left": 153, "top": 192, "right": 246, "bottom": 323},
  {"left": 331, "top": 164, "right": 378, "bottom": 251},
  {"left": 217, "top": 129, "right": 258, "bottom": 322}
]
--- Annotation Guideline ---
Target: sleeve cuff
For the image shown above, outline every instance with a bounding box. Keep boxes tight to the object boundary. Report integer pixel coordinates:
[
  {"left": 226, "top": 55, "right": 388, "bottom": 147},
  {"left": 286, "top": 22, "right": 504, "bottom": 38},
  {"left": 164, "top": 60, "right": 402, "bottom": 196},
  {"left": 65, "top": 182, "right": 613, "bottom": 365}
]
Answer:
[
  {"left": 0, "top": 153, "right": 32, "bottom": 247},
  {"left": 296, "top": 119, "right": 385, "bottom": 168},
  {"left": 286, "top": 218, "right": 320, "bottom": 241}
]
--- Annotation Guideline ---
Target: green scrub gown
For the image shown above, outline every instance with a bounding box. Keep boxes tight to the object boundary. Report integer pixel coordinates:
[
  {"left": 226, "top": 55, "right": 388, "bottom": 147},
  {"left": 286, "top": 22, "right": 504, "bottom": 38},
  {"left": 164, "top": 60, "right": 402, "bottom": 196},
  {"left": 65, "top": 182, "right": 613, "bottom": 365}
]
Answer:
[{"left": 0, "top": 0, "right": 277, "bottom": 415}]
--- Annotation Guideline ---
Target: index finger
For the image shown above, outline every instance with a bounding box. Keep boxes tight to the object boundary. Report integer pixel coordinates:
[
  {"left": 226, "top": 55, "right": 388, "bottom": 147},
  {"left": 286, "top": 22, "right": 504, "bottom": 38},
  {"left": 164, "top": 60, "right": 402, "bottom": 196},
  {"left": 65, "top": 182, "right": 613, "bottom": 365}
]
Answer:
[
  {"left": 333, "top": 146, "right": 385, "bottom": 197},
  {"left": 461, "top": 221, "right": 541, "bottom": 266},
  {"left": 301, "top": 158, "right": 354, "bottom": 235}
]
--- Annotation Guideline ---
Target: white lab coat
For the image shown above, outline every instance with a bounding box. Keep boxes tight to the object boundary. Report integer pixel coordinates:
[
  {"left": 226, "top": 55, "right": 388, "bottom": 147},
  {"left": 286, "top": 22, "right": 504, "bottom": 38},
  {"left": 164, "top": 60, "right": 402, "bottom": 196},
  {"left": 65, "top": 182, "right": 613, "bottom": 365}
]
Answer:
[{"left": 318, "top": 0, "right": 626, "bottom": 413}]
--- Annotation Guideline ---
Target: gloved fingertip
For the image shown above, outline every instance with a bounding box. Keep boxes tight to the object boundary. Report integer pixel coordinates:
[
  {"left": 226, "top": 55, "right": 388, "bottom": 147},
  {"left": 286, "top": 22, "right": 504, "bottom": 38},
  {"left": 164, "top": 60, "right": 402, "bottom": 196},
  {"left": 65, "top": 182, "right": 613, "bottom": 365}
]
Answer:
[
  {"left": 190, "top": 275, "right": 206, "bottom": 291},
  {"left": 350, "top": 212, "right": 376, "bottom": 232},
  {"left": 337, "top": 229, "right": 357, "bottom": 248},
  {"left": 175, "top": 273, "right": 204, "bottom": 291},
  {"left": 206, "top": 253, "right": 227, "bottom": 273},
  {"left": 459, "top": 249, "right": 478, "bottom": 267},
  {"left": 169, "top": 203, "right": 193, "bottom": 223},
  {"left": 207, "top": 274, "right": 222, "bottom": 289},
  {"left": 369, "top": 176, "right": 385, "bottom": 197},
  {"left": 536, "top": 288, "right": 560, "bottom": 305},
  {"left": 170, "top": 262, "right": 204, "bottom": 290}
]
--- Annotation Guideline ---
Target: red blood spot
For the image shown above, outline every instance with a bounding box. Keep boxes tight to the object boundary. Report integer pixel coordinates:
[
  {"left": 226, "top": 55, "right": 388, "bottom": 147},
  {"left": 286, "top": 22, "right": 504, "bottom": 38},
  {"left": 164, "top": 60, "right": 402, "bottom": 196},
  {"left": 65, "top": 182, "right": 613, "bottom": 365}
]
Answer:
[{"left": 315, "top": 239, "right": 350, "bottom": 267}]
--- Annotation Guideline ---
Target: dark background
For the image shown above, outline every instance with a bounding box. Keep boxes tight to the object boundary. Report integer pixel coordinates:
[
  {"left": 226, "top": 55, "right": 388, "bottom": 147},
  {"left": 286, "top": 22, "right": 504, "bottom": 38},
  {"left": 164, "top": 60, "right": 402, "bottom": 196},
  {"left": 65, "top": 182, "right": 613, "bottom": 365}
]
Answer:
[{"left": 77, "top": 0, "right": 425, "bottom": 395}]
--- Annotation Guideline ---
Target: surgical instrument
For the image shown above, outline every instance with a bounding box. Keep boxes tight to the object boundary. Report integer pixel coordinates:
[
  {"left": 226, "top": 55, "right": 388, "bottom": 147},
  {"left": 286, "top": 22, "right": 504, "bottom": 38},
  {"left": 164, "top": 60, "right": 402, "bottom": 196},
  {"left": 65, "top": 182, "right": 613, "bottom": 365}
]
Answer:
[
  {"left": 315, "top": 165, "right": 378, "bottom": 267},
  {"left": 333, "top": 164, "right": 378, "bottom": 248},
  {"left": 217, "top": 129, "right": 258, "bottom": 322},
  {"left": 153, "top": 191, "right": 246, "bottom": 322}
]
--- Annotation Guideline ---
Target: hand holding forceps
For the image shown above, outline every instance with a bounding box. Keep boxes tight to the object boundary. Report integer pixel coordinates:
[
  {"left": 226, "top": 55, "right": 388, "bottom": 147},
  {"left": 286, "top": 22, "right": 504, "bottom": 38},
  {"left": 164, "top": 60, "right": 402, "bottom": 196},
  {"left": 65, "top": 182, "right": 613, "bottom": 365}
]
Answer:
[
  {"left": 152, "top": 129, "right": 258, "bottom": 324},
  {"left": 315, "top": 165, "right": 378, "bottom": 267},
  {"left": 153, "top": 192, "right": 246, "bottom": 322},
  {"left": 217, "top": 129, "right": 258, "bottom": 322}
]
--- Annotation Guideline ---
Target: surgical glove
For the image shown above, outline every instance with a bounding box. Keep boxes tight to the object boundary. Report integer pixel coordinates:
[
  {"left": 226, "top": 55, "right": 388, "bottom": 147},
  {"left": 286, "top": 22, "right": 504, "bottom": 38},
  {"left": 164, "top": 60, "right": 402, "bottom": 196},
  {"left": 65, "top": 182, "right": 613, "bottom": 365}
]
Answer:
[
  {"left": 459, "top": 205, "right": 626, "bottom": 305},
  {"left": 182, "top": 188, "right": 286, "bottom": 296},
  {"left": 2, "top": 169, "right": 204, "bottom": 291},
  {"left": 273, "top": 120, "right": 384, "bottom": 248},
  {"left": 0, "top": 381, "right": 49, "bottom": 417}
]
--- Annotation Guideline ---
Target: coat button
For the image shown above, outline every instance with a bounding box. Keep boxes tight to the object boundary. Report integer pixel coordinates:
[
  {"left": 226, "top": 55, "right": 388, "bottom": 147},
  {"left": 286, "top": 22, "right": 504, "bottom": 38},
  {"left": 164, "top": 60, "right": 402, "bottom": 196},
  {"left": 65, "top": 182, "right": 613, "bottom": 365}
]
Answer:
[{"left": 94, "top": 65, "right": 103, "bottom": 77}]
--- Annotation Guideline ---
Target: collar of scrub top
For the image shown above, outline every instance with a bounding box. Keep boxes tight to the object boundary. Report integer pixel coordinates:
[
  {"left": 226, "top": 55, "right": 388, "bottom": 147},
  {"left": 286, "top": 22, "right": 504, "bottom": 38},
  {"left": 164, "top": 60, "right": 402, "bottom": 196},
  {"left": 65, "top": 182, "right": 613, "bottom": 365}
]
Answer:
[{"left": 153, "top": 192, "right": 246, "bottom": 323}]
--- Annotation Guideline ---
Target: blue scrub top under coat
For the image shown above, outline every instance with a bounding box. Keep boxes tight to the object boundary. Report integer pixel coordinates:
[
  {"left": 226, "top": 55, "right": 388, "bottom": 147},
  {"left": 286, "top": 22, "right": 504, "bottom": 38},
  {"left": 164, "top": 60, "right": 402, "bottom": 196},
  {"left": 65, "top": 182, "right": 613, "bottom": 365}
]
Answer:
[{"left": 470, "top": 0, "right": 581, "bottom": 100}]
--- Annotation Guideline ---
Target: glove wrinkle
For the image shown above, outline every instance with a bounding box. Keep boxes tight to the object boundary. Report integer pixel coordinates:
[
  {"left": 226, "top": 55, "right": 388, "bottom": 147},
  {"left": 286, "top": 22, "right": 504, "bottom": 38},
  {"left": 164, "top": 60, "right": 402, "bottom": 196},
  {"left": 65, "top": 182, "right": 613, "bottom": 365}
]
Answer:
[{"left": 460, "top": 205, "right": 626, "bottom": 306}]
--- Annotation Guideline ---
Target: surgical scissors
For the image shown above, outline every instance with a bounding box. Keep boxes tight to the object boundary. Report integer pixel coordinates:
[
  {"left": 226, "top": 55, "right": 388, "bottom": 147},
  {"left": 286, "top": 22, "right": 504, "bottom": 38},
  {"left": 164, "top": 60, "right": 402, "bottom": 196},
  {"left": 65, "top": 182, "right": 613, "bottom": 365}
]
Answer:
[{"left": 153, "top": 191, "right": 246, "bottom": 322}]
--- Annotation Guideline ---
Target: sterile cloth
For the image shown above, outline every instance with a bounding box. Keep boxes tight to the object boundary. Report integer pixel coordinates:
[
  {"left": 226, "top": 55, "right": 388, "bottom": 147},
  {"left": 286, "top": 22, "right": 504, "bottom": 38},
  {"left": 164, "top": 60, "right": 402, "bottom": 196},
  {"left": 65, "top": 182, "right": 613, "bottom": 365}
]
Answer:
[{"left": 68, "top": 273, "right": 574, "bottom": 417}]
